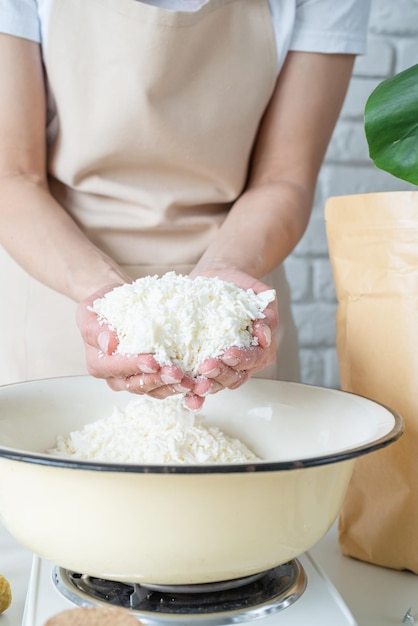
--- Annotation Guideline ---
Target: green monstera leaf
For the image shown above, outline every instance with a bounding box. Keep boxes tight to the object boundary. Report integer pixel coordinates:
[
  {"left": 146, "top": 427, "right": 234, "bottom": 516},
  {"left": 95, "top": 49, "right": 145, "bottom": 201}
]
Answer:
[{"left": 365, "top": 63, "right": 418, "bottom": 185}]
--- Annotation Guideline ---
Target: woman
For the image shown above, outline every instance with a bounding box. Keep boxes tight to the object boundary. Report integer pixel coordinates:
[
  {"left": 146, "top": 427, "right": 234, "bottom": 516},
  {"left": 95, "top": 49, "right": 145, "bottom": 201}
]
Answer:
[{"left": 0, "top": 0, "right": 370, "bottom": 409}]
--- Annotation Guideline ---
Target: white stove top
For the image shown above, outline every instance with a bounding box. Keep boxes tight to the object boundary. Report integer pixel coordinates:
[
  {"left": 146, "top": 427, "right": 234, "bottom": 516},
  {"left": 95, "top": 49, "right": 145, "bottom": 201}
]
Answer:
[{"left": 21, "top": 552, "right": 356, "bottom": 626}]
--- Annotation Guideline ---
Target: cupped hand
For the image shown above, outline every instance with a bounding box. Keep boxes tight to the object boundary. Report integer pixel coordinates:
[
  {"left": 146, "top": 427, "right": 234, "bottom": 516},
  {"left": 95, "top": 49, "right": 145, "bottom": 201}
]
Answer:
[
  {"left": 188, "top": 268, "right": 278, "bottom": 403},
  {"left": 76, "top": 285, "right": 195, "bottom": 400},
  {"left": 76, "top": 271, "right": 278, "bottom": 411}
]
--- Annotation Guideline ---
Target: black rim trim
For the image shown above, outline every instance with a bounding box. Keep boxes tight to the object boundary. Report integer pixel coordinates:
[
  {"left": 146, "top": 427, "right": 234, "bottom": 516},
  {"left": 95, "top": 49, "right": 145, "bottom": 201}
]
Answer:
[{"left": 0, "top": 412, "right": 403, "bottom": 473}]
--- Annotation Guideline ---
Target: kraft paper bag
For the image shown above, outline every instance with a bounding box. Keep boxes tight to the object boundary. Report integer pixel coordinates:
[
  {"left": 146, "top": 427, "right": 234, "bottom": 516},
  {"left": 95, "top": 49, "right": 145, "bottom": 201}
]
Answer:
[{"left": 325, "top": 191, "right": 418, "bottom": 574}]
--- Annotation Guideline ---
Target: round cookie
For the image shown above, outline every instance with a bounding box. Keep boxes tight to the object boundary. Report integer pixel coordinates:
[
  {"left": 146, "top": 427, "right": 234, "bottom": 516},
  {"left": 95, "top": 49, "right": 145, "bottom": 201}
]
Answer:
[
  {"left": 44, "top": 607, "right": 142, "bottom": 625},
  {"left": 0, "top": 574, "right": 12, "bottom": 613}
]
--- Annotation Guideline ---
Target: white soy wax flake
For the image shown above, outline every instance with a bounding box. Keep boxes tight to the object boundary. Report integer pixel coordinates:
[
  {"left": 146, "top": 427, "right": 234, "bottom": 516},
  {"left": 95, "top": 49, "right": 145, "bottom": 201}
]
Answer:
[
  {"left": 49, "top": 395, "right": 260, "bottom": 464},
  {"left": 91, "top": 272, "right": 275, "bottom": 375}
]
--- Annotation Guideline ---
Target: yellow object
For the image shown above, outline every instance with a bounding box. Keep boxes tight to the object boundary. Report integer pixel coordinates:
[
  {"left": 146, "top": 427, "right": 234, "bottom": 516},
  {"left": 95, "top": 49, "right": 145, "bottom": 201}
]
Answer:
[
  {"left": 0, "top": 574, "right": 11, "bottom": 613},
  {"left": 0, "top": 377, "right": 401, "bottom": 585}
]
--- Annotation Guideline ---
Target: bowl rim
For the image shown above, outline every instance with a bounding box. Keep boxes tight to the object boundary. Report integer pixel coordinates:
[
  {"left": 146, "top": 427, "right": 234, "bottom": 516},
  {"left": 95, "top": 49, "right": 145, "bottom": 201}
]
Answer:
[{"left": 0, "top": 377, "right": 404, "bottom": 474}]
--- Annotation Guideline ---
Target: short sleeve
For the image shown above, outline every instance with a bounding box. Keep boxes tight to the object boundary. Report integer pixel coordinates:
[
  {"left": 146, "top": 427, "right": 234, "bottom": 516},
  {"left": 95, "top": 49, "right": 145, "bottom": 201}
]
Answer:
[
  {"left": 0, "top": 0, "right": 41, "bottom": 42},
  {"left": 290, "top": 0, "right": 371, "bottom": 55}
]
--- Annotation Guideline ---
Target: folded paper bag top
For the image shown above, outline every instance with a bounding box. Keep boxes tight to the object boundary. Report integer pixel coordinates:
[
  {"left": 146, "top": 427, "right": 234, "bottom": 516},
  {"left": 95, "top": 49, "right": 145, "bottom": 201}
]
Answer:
[{"left": 325, "top": 191, "right": 418, "bottom": 574}]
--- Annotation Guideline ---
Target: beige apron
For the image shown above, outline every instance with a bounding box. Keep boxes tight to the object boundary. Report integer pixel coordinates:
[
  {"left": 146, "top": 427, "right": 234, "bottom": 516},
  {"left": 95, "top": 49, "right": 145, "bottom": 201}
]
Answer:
[{"left": 0, "top": 0, "right": 300, "bottom": 385}]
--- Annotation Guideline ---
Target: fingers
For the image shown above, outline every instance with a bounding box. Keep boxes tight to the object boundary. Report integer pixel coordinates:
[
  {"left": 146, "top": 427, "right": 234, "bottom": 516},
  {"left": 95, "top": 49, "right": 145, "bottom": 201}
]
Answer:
[
  {"left": 84, "top": 343, "right": 160, "bottom": 380},
  {"left": 193, "top": 321, "right": 276, "bottom": 399},
  {"left": 86, "top": 330, "right": 275, "bottom": 405},
  {"left": 76, "top": 284, "right": 125, "bottom": 351},
  {"left": 219, "top": 346, "right": 268, "bottom": 374},
  {"left": 196, "top": 361, "right": 249, "bottom": 392},
  {"left": 105, "top": 365, "right": 191, "bottom": 395},
  {"left": 252, "top": 321, "right": 272, "bottom": 350},
  {"left": 183, "top": 394, "right": 206, "bottom": 411}
]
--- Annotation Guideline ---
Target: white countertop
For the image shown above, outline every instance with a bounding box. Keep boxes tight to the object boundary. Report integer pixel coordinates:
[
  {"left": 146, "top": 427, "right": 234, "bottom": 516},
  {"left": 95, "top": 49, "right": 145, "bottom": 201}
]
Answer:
[
  {"left": 0, "top": 520, "right": 417, "bottom": 626},
  {"left": 310, "top": 527, "right": 418, "bottom": 625}
]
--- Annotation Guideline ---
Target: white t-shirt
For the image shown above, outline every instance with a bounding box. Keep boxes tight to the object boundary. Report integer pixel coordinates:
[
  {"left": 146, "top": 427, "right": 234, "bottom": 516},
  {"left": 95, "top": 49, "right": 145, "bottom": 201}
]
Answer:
[
  {"left": 1, "top": 0, "right": 371, "bottom": 139},
  {"left": 1, "top": 0, "right": 371, "bottom": 70}
]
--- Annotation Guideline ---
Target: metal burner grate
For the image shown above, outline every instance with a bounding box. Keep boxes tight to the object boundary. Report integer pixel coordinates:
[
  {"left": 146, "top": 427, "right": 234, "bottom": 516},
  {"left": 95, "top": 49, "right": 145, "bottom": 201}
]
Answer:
[{"left": 53, "top": 561, "right": 307, "bottom": 625}]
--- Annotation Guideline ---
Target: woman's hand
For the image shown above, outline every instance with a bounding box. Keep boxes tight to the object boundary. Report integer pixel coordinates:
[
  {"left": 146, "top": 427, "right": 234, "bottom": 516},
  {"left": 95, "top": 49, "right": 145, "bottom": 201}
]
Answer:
[
  {"left": 76, "top": 285, "right": 195, "bottom": 401},
  {"left": 188, "top": 268, "right": 278, "bottom": 406},
  {"left": 76, "top": 273, "right": 277, "bottom": 410}
]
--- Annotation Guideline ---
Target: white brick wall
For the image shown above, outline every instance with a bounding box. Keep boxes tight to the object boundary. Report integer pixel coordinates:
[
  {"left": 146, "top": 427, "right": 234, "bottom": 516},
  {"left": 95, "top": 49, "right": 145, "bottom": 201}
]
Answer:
[{"left": 285, "top": 0, "right": 417, "bottom": 388}]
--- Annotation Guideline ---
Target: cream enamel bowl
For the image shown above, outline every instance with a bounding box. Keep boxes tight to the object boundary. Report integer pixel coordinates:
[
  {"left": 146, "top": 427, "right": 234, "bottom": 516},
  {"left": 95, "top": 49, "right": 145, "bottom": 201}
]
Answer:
[{"left": 0, "top": 376, "right": 402, "bottom": 585}]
